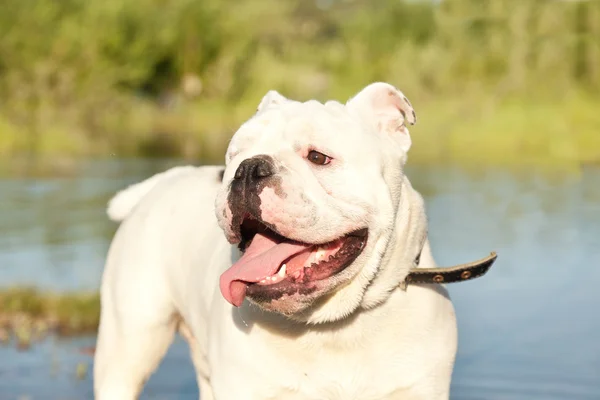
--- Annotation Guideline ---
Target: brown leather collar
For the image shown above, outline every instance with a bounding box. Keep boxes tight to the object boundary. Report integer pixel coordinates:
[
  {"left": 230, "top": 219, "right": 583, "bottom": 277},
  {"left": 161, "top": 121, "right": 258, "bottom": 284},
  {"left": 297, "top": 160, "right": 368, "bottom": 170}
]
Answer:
[{"left": 403, "top": 252, "right": 497, "bottom": 287}]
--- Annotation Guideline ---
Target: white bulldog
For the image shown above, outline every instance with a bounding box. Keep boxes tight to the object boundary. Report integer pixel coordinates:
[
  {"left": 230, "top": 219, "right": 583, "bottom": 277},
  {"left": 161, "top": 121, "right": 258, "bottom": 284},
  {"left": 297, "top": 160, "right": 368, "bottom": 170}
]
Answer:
[{"left": 93, "top": 82, "right": 496, "bottom": 400}]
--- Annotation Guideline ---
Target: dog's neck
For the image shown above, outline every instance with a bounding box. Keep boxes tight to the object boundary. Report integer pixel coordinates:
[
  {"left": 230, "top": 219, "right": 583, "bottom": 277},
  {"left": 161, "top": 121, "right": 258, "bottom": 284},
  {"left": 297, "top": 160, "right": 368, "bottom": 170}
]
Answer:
[{"left": 360, "top": 176, "right": 428, "bottom": 309}]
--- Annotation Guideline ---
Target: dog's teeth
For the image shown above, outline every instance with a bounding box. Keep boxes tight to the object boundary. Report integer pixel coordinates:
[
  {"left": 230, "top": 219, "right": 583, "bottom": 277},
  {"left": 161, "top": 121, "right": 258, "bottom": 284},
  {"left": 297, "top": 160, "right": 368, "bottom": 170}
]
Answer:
[{"left": 278, "top": 264, "right": 287, "bottom": 277}]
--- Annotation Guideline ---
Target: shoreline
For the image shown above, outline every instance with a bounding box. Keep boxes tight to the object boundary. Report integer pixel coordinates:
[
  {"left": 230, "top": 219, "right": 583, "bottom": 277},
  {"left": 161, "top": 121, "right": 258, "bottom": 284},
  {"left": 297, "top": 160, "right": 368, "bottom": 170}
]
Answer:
[
  {"left": 2, "top": 94, "right": 599, "bottom": 168},
  {"left": 0, "top": 288, "right": 100, "bottom": 350}
]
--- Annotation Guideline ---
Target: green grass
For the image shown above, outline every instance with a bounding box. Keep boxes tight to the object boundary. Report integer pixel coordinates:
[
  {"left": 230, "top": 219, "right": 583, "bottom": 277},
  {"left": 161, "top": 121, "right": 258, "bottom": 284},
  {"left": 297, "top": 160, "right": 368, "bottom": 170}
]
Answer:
[
  {"left": 0, "top": 288, "right": 100, "bottom": 339},
  {"left": 1, "top": 0, "right": 599, "bottom": 167},
  {"left": 410, "top": 92, "right": 600, "bottom": 168},
  {"left": 2, "top": 92, "right": 598, "bottom": 168}
]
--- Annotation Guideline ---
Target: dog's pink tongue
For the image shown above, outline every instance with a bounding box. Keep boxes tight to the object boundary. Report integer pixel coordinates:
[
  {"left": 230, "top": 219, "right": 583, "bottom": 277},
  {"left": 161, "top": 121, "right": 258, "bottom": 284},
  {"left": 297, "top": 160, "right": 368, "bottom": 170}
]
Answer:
[{"left": 219, "top": 232, "right": 310, "bottom": 307}]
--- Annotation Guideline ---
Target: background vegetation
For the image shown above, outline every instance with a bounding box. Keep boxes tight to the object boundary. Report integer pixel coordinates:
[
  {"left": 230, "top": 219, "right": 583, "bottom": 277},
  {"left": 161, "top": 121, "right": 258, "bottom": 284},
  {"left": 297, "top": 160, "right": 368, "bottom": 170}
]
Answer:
[{"left": 0, "top": 0, "right": 599, "bottom": 166}]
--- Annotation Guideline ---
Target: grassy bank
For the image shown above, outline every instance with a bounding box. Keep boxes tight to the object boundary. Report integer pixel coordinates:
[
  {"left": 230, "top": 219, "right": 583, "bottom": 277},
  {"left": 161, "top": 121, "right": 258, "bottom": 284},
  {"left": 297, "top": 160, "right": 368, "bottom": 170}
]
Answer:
[
  {"left": 0, "top": 0, "right": 599, "bottom": 166},
  {"left": 1, "top": 91, "right": 599, "bottom": 168},
  {"left": 0, "top": 288, "right": 99, "bottom": 349}
]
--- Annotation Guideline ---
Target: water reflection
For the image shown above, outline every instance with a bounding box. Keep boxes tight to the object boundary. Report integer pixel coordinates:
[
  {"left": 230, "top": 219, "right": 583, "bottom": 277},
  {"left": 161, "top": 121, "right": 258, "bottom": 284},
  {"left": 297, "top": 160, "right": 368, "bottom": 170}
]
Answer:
[
  {"left": 0, "top": 159, "right": 183, "bottom": 291},
  {"left": 0, "top": 159, "right": 598, "bottom": 399}
]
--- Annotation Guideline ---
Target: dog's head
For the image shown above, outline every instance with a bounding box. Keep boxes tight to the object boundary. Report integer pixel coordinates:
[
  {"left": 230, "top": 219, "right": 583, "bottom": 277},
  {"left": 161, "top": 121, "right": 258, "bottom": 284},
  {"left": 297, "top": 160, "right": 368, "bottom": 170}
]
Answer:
[{"left": 215, "top": 82, "right": 419, "bottom": 323}]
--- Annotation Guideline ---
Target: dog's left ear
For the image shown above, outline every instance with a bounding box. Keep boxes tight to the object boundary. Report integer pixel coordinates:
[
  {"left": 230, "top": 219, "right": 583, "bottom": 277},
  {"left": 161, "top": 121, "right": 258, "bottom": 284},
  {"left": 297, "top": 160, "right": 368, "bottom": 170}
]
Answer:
[
  {"left": 257, "top": 90, "right": 289, "bottom": 113},
  {"left": 346, "top": 82, "right": 416, "bottom": 153}
]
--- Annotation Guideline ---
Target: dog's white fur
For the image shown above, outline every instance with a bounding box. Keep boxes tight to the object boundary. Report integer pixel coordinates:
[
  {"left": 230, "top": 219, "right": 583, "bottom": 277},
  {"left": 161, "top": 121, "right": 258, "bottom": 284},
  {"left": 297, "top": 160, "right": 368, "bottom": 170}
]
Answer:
[{"left": 94, "top": 83, "right": 457, "bottom": 400}]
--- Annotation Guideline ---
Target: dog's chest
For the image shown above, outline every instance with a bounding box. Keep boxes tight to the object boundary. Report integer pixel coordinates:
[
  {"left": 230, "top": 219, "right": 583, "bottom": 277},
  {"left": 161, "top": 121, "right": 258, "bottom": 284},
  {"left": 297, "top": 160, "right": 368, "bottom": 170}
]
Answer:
[
  {"left": 208, "top": 290, "right": 454, "bottom": 400},
  {"left": 236, "top": 330, "right": 420, "bottom": 400},
  {"left": 253, "top": 351, "right": 415, "bottom": 400}
]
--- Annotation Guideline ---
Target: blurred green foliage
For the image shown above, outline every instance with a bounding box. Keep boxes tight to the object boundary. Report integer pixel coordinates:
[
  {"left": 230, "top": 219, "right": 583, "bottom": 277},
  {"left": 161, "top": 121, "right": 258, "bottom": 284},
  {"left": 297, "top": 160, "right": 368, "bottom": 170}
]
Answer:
[
  {"left": 0, "top": 0, "right": 599, "bottom": 165},
  {"left": 0, "top": 288, "right": 99, "bottom": 336}
]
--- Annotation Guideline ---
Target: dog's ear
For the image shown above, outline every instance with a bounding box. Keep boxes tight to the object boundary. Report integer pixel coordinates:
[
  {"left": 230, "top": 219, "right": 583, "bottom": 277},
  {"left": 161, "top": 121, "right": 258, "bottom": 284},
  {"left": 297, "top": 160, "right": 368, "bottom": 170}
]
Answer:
[
  {"left": 257, "top": 90, "right": 289, "bottom": 113},
  {"left": 346, "top": 82, "right": 416, "bottom": 153}
]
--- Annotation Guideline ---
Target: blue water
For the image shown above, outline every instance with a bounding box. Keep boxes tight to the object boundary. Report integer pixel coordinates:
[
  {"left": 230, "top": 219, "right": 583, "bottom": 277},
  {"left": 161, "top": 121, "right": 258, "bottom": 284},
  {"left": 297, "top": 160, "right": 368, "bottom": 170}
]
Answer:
[{"left": 1, "top": 159, "right": 599, "bottom": 399}]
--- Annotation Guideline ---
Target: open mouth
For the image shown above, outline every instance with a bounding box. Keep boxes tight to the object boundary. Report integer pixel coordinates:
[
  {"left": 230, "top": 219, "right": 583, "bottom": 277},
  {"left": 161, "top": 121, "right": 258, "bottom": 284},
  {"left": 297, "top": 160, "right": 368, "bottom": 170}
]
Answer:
[{"left": 219, "top": 216, "right": 368, "bottom": 307}]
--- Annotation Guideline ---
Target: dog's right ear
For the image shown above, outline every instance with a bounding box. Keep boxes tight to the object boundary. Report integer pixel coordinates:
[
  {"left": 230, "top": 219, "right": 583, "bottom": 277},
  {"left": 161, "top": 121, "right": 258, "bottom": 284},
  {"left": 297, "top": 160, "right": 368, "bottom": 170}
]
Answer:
[
  {"left": 257, "top": 90, "right": 289, "bottom": 113},
  {"left": 346, "top": 82, "right": 416, "bottom": 154}
]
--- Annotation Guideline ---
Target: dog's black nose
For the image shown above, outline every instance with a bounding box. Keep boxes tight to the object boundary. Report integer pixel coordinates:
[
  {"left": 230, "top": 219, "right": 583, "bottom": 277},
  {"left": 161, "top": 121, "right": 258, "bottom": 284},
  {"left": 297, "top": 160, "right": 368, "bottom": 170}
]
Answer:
[{"left": 234, "top": 155, "right": 275, "bottom": 182}]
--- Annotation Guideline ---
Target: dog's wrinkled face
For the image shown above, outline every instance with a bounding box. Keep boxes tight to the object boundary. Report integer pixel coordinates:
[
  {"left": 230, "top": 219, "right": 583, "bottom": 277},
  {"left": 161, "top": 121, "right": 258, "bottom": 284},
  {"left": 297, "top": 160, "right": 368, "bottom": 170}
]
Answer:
[{"left": 215, "top": 82, "right": 417, "bottom": 323}]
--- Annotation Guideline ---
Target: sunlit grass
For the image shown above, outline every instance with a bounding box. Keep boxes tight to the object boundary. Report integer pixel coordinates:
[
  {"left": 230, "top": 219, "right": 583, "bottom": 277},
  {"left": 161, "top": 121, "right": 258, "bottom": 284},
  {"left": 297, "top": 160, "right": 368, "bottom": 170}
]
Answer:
[
  {"left": 3, "top": 92, "right": 597, "bottom": 168},
  {"left": 0, "top": 0, "right": 598, "bottom": 167},
  {"left": 411, "top": 92, "right": 600, "bottom": 168},
  {"left": 0, "top": 287, "right": 100, "bottom": 348}
]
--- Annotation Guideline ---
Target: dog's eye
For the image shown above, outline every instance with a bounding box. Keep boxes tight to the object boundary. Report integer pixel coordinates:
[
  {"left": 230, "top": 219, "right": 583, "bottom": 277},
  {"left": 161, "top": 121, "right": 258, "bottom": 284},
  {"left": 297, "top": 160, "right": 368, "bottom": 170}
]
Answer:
[{"left": 307, "top": 150, "right": 331, "bottom": 166}]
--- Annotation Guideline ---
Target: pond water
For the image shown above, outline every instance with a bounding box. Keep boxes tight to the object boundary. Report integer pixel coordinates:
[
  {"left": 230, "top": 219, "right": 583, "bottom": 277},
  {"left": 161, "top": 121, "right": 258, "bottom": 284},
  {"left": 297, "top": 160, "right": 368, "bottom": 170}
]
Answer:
[{"left": 1, "top": 159, "right": 599, "bottom": 400}]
